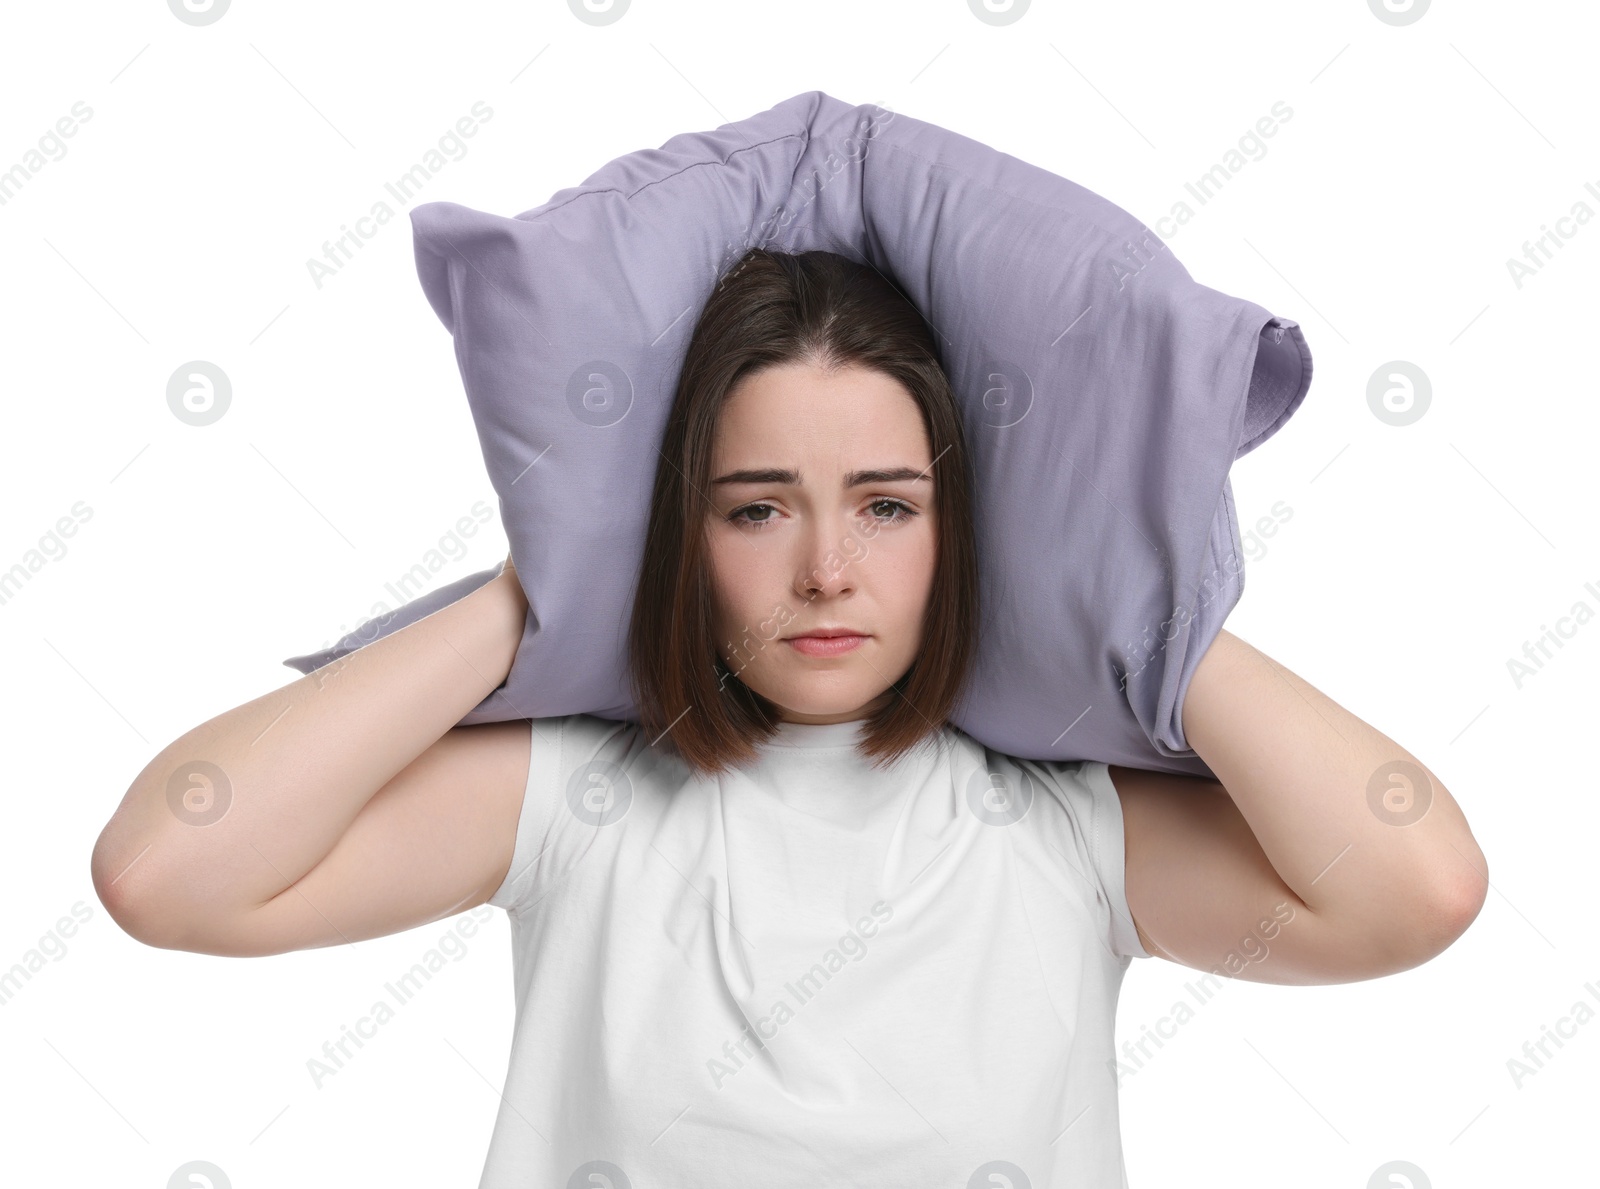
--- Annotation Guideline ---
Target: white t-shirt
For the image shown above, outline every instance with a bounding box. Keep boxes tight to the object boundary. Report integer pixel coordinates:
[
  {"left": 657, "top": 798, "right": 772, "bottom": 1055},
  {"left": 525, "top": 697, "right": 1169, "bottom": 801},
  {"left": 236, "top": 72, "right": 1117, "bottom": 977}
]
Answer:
[{"left": 478, "top": 713, "right": 1151, "bottom": 1188}]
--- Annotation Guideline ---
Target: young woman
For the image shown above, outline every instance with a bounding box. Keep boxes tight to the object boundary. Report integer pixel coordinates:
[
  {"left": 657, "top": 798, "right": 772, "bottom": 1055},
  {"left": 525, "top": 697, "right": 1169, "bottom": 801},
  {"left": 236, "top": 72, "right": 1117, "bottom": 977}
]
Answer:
[{"left": 91, "top": 249, "right": 1488, "bottom": 1187}]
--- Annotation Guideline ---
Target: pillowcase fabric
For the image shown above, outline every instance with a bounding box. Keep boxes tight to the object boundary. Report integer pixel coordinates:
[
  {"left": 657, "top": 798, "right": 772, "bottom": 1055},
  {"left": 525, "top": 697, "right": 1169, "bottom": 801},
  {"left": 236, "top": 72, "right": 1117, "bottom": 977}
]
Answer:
[{"left": 282, "top": 90, "right": 1311, "bottom": 778}]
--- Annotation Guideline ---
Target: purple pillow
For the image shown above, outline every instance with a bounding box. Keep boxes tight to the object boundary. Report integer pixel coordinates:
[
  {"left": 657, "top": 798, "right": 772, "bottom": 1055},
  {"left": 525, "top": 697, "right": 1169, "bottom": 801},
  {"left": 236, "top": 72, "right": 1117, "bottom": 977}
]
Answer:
[{"left": 283, "top": 90, "right": 1310, "bottom": 777}]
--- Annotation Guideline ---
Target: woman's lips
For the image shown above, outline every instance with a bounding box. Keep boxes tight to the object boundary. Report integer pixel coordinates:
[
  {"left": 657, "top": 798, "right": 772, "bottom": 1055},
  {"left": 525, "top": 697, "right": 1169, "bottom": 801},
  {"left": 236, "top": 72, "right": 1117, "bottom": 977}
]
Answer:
[{"left": 785, "top": 634, "right": 868, "bottom": 657}]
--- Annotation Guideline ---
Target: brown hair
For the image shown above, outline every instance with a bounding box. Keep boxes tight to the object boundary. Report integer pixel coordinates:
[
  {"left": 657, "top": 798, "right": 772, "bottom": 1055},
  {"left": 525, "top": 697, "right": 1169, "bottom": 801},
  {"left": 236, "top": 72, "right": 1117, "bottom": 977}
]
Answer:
[{"left": 626, "top": 248, "right": 980, "bottom": 776}]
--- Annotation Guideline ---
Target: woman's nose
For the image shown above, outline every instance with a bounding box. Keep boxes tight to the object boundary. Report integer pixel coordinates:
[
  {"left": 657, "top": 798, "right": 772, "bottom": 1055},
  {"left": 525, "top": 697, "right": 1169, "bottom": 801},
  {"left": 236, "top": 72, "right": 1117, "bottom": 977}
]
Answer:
[{"left": 794, "top": 517, "right": 857, "bottom": 599}]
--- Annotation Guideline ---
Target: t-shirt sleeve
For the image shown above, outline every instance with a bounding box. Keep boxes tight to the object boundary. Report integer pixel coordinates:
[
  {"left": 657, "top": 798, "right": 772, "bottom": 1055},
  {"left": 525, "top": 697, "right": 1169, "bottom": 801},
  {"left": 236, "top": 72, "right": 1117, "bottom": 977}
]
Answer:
[
  {"left": 1027, "top": 757, "right": 1153, "bottom": 962},
  {"left": 488, "top": 714, "right": 632, "bottom": 915},
  {"left": 1078, "top": 760, "right": 1153, "bottom": 961}
]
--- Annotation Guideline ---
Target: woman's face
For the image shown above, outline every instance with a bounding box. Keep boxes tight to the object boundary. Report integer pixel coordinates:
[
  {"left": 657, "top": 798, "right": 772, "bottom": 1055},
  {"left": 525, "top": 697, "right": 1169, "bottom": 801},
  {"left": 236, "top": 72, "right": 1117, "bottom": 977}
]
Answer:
[{"left": 705, "top": 360, "right": 938, "bottom": 725}]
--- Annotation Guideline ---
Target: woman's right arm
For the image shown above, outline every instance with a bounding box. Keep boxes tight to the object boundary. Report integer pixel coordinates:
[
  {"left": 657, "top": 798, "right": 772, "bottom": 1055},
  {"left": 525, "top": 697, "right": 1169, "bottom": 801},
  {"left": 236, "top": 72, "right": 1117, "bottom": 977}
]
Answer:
[{"left": 90, "top": 564, "right": 532, "bottom": 957}]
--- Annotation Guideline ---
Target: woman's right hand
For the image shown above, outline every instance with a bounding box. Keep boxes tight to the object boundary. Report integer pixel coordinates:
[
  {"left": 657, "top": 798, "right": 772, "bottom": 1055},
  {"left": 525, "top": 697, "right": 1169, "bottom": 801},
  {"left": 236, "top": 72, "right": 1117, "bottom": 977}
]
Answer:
[
  {"left": 93, "top": 539, "right": 535, "bottom": 954},
  {"left": 500, "top": 551, "right": 527, "bottom": 611}
]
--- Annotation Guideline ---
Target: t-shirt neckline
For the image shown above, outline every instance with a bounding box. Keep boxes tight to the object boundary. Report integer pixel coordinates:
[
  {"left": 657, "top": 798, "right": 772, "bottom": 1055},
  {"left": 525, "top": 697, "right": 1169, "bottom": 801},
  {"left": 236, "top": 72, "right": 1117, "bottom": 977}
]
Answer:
[{"left": 766, "top": 717, "right": 871, "bottom": 749}]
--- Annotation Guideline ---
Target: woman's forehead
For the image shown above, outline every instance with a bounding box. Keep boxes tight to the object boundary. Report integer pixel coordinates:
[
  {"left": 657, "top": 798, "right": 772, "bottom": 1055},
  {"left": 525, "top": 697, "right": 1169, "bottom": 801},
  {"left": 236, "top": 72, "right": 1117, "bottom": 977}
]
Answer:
[{"left": 715, "top": 364, "right": 930, "bottom": 462}]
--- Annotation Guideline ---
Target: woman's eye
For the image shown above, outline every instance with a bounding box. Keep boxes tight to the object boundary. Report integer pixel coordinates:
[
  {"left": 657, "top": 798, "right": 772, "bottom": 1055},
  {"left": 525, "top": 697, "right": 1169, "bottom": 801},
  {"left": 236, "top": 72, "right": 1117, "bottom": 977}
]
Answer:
[
  {"left": 729, "top": 503, "right": 778, "bottom": 527},
  {"left": 727, "top": 500, "right": 918, "bottom": 529},
  {"left": 869, "top": 499, "right": 917, "bottom": 525}
]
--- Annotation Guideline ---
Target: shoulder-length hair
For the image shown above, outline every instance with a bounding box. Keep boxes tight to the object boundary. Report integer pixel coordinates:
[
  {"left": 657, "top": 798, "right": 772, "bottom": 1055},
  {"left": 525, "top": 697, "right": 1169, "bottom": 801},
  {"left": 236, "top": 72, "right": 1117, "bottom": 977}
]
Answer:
[{"left": 627, "top": 247, "right": 980, "bottom": 776}]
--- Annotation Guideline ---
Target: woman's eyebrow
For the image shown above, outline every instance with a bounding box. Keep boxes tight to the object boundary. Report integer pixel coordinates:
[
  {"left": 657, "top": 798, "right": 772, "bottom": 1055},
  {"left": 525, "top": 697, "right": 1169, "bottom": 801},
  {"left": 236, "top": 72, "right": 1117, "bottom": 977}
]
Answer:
[{"left": 711, "top": 466, "right": 932, "bottom": 487}]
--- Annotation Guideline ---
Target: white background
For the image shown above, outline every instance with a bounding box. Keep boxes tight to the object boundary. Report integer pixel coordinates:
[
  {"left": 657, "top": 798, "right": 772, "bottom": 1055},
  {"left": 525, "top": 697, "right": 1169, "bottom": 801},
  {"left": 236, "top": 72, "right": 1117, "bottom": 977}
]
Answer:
[{"left": 2, "top": 0, "right": 1594, "bottom": 1185}]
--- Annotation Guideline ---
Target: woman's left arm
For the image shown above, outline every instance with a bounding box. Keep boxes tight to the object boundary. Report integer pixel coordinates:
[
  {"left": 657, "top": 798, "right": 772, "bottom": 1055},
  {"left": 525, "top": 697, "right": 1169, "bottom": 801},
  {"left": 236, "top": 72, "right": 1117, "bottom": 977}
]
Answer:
[{"left": 1112, "top": 628, "right": 1489, "bottom": 984}]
